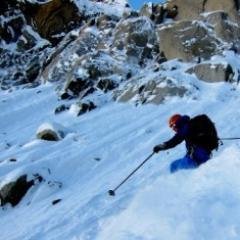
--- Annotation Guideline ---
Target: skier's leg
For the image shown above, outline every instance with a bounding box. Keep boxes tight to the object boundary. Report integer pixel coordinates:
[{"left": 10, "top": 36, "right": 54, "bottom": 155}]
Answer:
[{"left": 170, "top": 155, "right": 197, "bottom": 173}]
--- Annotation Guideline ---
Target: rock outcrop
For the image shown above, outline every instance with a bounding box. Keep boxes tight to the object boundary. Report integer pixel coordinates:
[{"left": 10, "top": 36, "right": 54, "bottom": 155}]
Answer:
[
  {"left": 202, "top": 11, "right": 240, "bottom": 47},
  {"left": 165, "top": 0, "right": 240, "bottom": 23},
  {"left": 22, "top": 0, "right": 83, "bottom": 45},
  {"left": 186, "top": 63, "right": 234, "bottom": 83},
  {"left": 118, "top": 79, "right": 187, "bottom": 104},
  {"left": 112, "top": 17, "right": 157, "bottom": 61},
  {"left": 1, "top": 0, "right": 239, "bottom": 104},
  {"left": 157, "top": 20, "right": 221, "bottom": 62}
]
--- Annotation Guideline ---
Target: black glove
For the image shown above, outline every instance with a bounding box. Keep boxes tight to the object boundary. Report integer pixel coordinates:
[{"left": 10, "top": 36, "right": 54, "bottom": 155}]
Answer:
[{"left": 153, "top": 144, "right": 166, "bottom": 153}]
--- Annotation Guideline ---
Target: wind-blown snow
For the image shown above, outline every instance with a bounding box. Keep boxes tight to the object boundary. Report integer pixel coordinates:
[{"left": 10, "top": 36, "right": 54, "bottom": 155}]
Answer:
[{"left": 1, "top": 52, "right": 240, "bottom": 240}]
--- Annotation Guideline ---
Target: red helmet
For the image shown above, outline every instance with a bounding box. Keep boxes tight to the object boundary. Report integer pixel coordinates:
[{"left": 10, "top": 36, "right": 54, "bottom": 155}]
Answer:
[{"left": 169, "top": 114, "right": 181, "bottom": 130}]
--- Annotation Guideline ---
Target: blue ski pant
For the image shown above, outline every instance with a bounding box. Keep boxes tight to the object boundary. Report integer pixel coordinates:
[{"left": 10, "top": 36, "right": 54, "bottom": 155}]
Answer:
[{"left": 170, "top": 146, "right": 210, "bottom": 173}]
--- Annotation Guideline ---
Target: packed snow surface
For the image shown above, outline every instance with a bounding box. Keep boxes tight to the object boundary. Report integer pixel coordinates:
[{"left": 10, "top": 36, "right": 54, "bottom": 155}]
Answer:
[{"left": 1, "top": 56, "right": 240, "bottom": 239}]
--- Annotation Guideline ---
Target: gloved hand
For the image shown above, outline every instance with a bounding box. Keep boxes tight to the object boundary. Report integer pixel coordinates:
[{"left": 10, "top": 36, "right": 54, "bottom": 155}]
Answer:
[{"left": 153, "top": 144, "right": 166, "bottom": 153}]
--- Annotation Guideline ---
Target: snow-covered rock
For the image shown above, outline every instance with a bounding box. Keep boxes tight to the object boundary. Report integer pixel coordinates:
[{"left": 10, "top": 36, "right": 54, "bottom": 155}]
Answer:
[
  {"left": 36, "top": 122, "right": 67, "bottom": 141},
  {"left": 157, "top": 20, "right": 221, "bottom": 62},
  {"left": 186, "top": 62, "right": 234, "bottom": 83}
]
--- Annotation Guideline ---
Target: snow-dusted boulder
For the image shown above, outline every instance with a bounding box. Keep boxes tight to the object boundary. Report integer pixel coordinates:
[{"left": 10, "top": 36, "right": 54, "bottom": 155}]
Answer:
[
  {"left": 54, "top": 104, "right": 70, "bottom": 114},
  {"left": 157, "top": 20, "right": 221, "bottom": 62},
  {"left": 186, "top": 62, "right": 234, "bottom": 83},
  {"left": 36, "top": 122, "right": 66, "bottom": 141},
  {"left": 63, "top": 77, "right": 93, "bottom": 98},
  {"left": 118, "top": 79, "right": 187, "bottom": 104},
  {"left": 25, "top": 0, "right": 82, "bottom": 45},
  {"left": 1, "top": 0, "right": 82, "bottom": 46},
  {"left": 41, "top": 28, "right": 102, "bottom": 85},
  {"left": 0, "top": 174, "right": 42, "bottom": 207},
  {"left": 69, "top": 101, "right": 96, "bottom": 116},
  {"left": 97, "top": 78, "right": 118, "bottom": 92},
  {"left": 112, "top": 17, "right": 157, "bottom": 61}
]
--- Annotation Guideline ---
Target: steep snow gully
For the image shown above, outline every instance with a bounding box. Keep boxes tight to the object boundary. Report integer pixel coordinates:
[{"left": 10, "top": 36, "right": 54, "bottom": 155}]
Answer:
[{"left": 1, "top": 71, "right": 240, "bottom": 239}]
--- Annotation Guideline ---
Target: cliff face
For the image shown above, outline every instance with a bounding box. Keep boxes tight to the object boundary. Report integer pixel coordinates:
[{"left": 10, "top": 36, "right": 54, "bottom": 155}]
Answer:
[{"left": 1, "top": 0, "right": 240, "bottom": 102}]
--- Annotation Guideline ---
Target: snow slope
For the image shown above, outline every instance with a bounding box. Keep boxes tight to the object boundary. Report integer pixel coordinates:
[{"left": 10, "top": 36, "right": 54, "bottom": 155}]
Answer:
[{"left": 1, "top": 54, "right": 240, "bottom": 240}]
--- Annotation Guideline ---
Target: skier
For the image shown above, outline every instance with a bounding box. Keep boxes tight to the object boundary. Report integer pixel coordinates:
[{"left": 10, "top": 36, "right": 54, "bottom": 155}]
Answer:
[{"left": 153, "top": 114, "right": 219, "bottom": 173}]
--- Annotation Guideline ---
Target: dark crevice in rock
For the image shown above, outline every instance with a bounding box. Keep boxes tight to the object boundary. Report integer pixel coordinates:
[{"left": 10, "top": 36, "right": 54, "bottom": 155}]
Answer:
[
  {"left": 234, "top": 0, "right": 240, "bottom": 10},
  {"left": 202, "top": 0, "right": 208, "bottom": 12}
]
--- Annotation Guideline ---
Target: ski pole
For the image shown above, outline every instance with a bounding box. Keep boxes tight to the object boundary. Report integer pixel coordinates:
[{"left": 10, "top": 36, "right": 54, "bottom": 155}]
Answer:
[
  {"left": 108, "top": 152, "right": 155, "bottom": 196},
  {"left": 219, "top": 137, "right": 240, "bottom": 140}
]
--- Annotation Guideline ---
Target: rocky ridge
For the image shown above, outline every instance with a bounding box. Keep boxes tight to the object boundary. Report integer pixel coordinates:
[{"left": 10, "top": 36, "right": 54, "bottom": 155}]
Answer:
[{"left": 1, "top": 0, "right": 240, "bottom": 101}]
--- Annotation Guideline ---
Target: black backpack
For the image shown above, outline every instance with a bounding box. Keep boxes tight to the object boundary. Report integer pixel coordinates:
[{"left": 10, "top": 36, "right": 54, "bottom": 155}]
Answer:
[{"left": 187, "top": 114, "right": 219, "bottom": 151}]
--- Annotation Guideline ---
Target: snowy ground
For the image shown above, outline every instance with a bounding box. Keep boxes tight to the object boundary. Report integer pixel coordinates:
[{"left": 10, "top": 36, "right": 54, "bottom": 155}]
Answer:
[{"left": 1, "top": 60, "right": 240, "bottom": 239}]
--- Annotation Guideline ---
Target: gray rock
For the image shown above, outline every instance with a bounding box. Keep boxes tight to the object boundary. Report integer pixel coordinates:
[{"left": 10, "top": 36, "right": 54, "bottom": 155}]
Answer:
[
  {"left": 202, "top": 11, "right": 240, "bottom": 45},
  {"left": 97, "top": 78, "right": 118, "bottom": 92},
  {"left": 23, "top": 0, "right": 83, "bottom": 45},
  {"left": 64, "top": 77, "right": 92, "bottom": 97},
  {"left": 36, "top": 122, "right": 66, "bottom": 141},
  {"left": 118, "top": 80, "right": 187, "bottom": 104},
  {"left": 157, "top": 20, "right": 221, "bottom": 62},
  {"left": 78, "top": 101, "right": 96, "bottom": 116},
  {"left": 112, "top": 17, "right": 157, "bottom": 60},
  {"left": 0, "top": 174, "right": 42, "bottom": 207},
  {"left": 165, "top": 0, "right": 240, "bottom": 23},
  {"left": 186, "top": 63, "right": 234, "bottom": 82}
]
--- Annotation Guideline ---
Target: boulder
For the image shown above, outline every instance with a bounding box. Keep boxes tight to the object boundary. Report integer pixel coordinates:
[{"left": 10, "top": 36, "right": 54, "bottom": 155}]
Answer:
[
  {"left": 23, "top": 0, "right": 82, "bottom": 45},
  {"left": 97, "top": 78, "right": 118, "bottom": 92},
  {"left": 117, "top": 86, "right": 138, "bottom": 102},
  {"left": 81, "top": 51, "right": 128, "bottom": 80},
  {"left": 0, "top": 49, "right": 43, "bottom": 89},
  {"left": 118, "top": 80, "right": 187, "bottom": 104},
  {"left": 186, "top": 63, "right": 234, "bottom": 82},
  {"left": 54, "top": 104, "right": 70, "bottom": 114},
  {"left": 0, "top": 174, "right": 42, "bottom": 207},
  {"left": 157, "top": 20, "right": 221, "bottom": 62},
  {"left": 112, "top": 17, "right": 157, "bottom": 60},
  {"left": 69, "top": 101, "right": 96, "bottom": 116},
  {"left": 77, "top": 101, "right": 96, "bottom": 116},
  {"left": 41, "top": 28, "right": 102, "bottom": 84},
  {"left": 64, "top": 77, "right": 92, "bottom": 97},
  {"left": 36, "top": 122, "right": 66, "bottom": 141}
]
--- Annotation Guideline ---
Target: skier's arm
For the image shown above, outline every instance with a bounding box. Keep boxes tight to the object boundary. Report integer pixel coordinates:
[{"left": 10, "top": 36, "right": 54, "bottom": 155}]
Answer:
[
  {"left": 162, "top": 133, "right": 184, "bottom": 149},
  {"left": 153, "top": 133, "right": 184, "bottom": 153}
]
